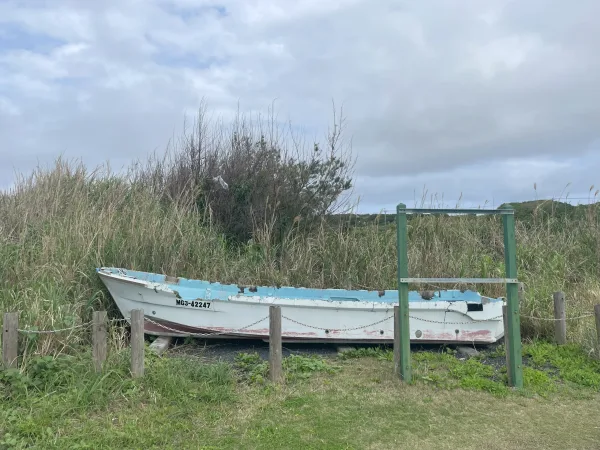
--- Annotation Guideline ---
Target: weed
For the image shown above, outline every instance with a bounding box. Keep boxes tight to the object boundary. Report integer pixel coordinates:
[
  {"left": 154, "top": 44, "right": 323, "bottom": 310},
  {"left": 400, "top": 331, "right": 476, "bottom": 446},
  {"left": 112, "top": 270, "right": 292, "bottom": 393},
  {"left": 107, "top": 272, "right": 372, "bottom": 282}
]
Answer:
[
  {"left": 486, "top": 344, "right": 507, "bottom": 358},
  {"left": 459, "top": 376, "right": 509, "bottom": 396},
  {"left": 522, "top": 367, "right": 557, "bottom": 396},
  {"left": 144, "top": 355, "right": 235, "bottom": 404},
  {"left": 337, "top": 346, "right": 392, "bottom": 361},
  {"left": 337, "top": 343, "right": 600, "bottom": 398},
  {"left": 234, "top": 352, "right": 338, "bottom": 383},
  {"left": 234, "top": 352, "right": 269, "bottom": 383},
  {"left": 283, "top": 354, "right": 339, "bottom": 381},
  {"left": 523, "top": 341, "right": 600, "bottom": 389},
  {"left": 0, "top": 369, "right": 32, "bottom": 400}
]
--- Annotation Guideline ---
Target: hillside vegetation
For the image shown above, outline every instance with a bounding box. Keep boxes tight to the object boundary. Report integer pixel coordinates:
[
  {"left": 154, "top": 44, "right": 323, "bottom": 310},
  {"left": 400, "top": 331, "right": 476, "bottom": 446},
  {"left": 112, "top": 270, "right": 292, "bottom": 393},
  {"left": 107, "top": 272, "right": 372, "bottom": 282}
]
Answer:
[
  {"left": 330, "top": 198, "right": 600, "bottom": 227},
  {"left": 1, "top": 109, "right": 599, "bottom": 359}
]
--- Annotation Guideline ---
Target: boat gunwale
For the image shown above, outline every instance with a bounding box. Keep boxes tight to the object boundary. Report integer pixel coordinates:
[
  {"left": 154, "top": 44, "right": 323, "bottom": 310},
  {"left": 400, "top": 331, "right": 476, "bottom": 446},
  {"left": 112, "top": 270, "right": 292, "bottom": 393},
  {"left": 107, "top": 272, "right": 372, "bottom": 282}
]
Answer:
[{"left": 96, "top": 267, "right": 504, "bottom": 313}]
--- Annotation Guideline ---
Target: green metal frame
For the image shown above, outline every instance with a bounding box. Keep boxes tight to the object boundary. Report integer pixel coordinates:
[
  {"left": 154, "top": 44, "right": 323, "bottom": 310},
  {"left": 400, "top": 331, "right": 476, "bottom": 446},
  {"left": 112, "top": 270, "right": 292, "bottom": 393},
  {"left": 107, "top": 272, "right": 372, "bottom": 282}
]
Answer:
[{"left": 395, "top": 203, "right": 523, "bottom": 388}]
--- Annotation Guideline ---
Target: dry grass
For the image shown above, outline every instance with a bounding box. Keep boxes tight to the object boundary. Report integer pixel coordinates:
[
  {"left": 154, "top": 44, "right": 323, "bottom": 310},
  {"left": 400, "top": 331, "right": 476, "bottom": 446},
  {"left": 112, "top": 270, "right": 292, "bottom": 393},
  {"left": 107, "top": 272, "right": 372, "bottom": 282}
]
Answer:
[{"left": 1, "top": 158, "right": 600, "bottom": 359}]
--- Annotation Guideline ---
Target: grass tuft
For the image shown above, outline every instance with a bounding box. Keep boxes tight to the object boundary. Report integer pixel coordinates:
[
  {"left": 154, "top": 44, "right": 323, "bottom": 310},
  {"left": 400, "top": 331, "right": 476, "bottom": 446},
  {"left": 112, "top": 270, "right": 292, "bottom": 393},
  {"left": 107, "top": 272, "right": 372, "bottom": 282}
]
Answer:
[
  {"left": 523, "top": 341, "right": 600, "bottom": 389},
  {"left": 233, "top": 352, "right": 339, "bottom": 384}
]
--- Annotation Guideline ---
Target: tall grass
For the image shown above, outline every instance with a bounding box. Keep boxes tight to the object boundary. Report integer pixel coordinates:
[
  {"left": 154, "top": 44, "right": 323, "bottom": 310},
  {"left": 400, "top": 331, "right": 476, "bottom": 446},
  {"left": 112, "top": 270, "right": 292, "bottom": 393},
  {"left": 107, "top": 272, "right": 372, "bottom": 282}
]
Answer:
[{"left": 1, "top": 158, "right": 600, "bottom": 358}]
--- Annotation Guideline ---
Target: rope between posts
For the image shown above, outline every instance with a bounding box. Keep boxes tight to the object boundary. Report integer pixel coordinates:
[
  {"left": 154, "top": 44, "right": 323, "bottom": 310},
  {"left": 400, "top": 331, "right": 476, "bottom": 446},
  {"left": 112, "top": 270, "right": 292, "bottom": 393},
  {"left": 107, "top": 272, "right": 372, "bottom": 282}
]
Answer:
[
  {"left": 12, "top": 310, "right": 594, "bottom": 335},
  {"left": 283, "top": 310, "right": 594, "bottom": 329},
  {"left": 18, "top": 321, "right": 94, "bottom": 334},
  {"left": 143, "top": 315, "right": 269, "bottom": 337},
  {"left": 17, "top": 318, "right": 128, "bottom": 335}
]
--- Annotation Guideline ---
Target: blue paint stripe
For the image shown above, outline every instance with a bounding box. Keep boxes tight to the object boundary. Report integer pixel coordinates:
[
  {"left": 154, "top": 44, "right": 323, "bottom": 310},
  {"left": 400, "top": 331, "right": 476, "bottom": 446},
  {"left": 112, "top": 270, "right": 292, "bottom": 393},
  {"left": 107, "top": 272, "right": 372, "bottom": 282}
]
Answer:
[{"left": 97, "top": 267, "right": 501, "bottom": 304}]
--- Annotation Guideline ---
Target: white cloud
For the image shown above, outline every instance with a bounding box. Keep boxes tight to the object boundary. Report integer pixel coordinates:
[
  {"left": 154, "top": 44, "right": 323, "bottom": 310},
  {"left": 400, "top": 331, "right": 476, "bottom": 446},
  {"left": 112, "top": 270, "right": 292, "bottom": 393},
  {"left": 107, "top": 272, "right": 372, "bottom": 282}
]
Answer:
[
  {"left": 1, "top": 0, "right": 600, "bottom": 211},
  {"left": 468, "top": 34, "right": 544, "bottom": 79}
]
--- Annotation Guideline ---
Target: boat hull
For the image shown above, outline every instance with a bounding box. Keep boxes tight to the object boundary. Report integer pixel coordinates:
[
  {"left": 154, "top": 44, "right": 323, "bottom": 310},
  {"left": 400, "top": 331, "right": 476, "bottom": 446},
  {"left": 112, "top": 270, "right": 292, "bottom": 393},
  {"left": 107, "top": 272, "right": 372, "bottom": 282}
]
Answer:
[{"left": 97, "top": 268, "right": 505, "bottom": 345}]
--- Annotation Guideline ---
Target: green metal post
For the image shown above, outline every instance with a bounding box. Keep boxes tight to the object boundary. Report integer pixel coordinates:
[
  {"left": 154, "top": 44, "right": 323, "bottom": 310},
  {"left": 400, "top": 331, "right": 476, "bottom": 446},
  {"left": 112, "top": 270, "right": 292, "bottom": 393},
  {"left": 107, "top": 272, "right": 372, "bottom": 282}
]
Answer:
[
  {"left": 396, "top": 203, "right": 412, "bottom": 382},
  {"left": 501, "top": 205, "right": 523, "bottom": 388}
]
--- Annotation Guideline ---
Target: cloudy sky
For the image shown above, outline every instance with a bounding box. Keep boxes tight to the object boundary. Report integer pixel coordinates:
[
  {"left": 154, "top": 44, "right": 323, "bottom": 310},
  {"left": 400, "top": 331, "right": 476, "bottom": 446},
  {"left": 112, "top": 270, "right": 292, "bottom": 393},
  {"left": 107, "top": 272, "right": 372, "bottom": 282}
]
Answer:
[{"left": 1, "top": 0, "right": 599, "bottom": 212}]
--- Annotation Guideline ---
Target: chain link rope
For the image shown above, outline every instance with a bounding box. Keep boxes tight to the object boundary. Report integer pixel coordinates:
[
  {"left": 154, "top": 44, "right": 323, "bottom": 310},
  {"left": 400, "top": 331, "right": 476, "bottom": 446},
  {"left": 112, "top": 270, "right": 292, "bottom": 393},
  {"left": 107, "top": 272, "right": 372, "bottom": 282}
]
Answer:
[
  {"left": 13, "top": 308, "right": 595, "bottom": 335},
  {"left": 408, "top": 314, "right": 504, "bottom": 325},
  {"left": 281, "top": 314, "right": 394, "bottom": 332}
]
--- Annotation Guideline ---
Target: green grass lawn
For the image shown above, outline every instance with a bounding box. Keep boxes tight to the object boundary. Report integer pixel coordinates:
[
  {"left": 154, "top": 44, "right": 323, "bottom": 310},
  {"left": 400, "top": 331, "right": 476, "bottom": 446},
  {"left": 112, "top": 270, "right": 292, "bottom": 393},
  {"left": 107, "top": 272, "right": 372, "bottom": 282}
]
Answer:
[{"left": 2, "top": 342, "right": 600, "bottom": 449}]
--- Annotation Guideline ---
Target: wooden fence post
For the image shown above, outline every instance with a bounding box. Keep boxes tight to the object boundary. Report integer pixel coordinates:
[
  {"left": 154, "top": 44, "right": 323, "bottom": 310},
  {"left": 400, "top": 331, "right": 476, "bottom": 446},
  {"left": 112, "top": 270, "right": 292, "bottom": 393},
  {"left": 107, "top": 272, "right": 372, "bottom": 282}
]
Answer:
[
  {"left": 130, "top": 309, "right": 144, "bottom": 378},
  {"left": 393, "top": 305, "right": 400, "bottom": 375},
  {"left": 553, "top": 292, "right": 567, "bottom": 345},
  {"left": 594, "top": 305, "right": 600, "bottom": 359},
  {"left": 2, "top": 313, "right": 18, "bottom": 369},
  {"left": 502, "top": 304, "right": 512, "bottom": 386},
  {"left": 93, "top": 311, "right": 108, "bottom": 373},
  {"left": 269, "top": 305, "right": 283, "bottom": 383}
]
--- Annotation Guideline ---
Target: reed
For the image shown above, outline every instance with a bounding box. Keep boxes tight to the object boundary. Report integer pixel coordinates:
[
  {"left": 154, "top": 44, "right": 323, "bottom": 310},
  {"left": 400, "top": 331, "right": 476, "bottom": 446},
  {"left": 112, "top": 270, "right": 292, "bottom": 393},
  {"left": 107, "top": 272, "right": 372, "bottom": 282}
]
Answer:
[{"left": 1, "top": 157, "right": 599, "bottom": 358}]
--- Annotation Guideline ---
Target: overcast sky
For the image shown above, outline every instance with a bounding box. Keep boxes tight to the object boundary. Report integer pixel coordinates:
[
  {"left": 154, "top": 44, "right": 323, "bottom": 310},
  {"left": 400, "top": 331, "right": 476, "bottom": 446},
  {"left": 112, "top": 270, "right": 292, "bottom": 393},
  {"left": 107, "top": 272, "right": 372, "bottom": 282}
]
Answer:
[{"left": 1, "top": 0, "right": 599, "bottom": 212}]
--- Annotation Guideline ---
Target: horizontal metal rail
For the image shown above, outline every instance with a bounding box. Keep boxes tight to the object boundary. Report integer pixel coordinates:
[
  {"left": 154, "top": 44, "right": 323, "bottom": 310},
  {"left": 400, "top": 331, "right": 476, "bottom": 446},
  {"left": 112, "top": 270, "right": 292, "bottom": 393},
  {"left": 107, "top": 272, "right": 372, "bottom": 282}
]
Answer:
[
  {"left": 396, "top": 208, "right": 514, "bottom": 215},
  {"left": 399, "top": 277, "right": 518, "bottom": 284}
]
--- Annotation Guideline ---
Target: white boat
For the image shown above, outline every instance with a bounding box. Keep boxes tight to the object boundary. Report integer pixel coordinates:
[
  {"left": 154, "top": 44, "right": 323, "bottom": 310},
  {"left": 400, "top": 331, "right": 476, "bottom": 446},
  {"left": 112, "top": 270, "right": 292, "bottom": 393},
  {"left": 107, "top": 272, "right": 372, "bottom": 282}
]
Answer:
[{"left": 96, "top": 267, "right": 505, "bottom": 344}]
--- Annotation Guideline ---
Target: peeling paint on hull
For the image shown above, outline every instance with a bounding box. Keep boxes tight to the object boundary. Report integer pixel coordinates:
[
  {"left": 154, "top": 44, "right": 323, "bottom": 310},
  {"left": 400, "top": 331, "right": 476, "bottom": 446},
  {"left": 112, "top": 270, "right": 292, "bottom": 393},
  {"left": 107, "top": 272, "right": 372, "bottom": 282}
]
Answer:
[
  {"left": 97, "top": 267, "right": 506, "bottom": 345},
  {"left": 143, "top": 316, "right": 496, "bottom": 344}
]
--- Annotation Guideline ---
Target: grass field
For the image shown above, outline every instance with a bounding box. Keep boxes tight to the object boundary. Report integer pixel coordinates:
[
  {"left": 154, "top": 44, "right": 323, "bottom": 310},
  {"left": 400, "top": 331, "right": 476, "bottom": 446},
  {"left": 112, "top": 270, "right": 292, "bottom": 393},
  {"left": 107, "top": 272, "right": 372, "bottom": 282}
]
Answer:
[{"left": 1, "top": 342, "right": 600, "bottom": 449}]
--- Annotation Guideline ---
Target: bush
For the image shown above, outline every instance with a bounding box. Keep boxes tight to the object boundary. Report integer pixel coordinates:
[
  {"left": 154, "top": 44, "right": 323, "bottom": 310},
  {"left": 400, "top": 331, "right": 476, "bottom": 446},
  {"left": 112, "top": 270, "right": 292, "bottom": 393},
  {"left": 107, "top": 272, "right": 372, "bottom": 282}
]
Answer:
[{"left": 135, "top": 103, "right": 354, "bottom": 243}]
